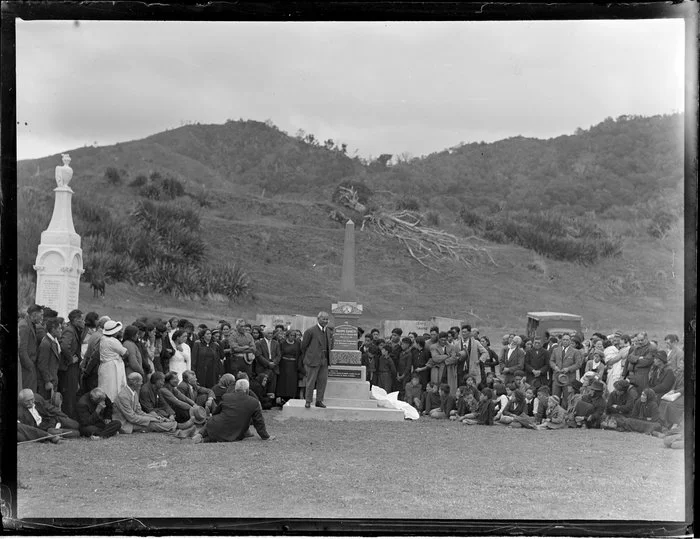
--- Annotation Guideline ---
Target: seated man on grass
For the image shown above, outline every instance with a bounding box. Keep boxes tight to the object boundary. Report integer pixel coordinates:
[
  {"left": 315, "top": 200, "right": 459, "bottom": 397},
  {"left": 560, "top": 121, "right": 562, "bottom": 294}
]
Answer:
[
  {"left": 178, "top": 370, "right": 216, "bottom": 411},
  {"left": 17, "top": 388, "right": 79, "bottom": 443},
  {"left": 114, "top": 373, "right": 191, "bottom": 435},
  {"left": 193, "top": 379, "right": 275, "bottom": 443},
  {"left": 76, "top": 387, "right": 122, "bottom": 439},
  {"left": 159, "top": 371, "right": 195, "bottom": 423}
]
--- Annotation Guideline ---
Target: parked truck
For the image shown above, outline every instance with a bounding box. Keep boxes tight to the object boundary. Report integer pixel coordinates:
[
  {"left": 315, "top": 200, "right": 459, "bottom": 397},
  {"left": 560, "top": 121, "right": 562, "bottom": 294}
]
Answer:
[{"left": 526, "top": 311, "right": 583, "bottom": 341}]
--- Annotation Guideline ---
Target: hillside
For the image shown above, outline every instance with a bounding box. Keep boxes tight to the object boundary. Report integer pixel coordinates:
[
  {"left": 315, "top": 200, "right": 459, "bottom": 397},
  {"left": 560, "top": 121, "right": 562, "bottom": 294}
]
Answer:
[{"left": 16, "top": 115, "right": 685, "bottom": 337}]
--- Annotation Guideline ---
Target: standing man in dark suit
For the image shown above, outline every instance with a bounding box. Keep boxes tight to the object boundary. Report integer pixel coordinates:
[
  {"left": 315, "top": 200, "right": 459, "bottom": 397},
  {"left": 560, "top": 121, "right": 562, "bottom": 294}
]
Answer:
[
  {"left": 550, "top": 333, "right": 583, "bottom": 407},
  {"left": 58, "top": 309, "right": 84, "bottom": 420},
  {"left": 36, "top": 317, "right": 62, "bottom": 401},
  {"left": 254, "top": 327, "right": 281, "bottom": 397},
  {"left": 18, "top": 304, "right": 44, "bottom": 393},
  {"left": 301, "top": 311, "right": 332, "bottom": 409},
  {"left": 524, "top": 337, "right": 550, "bottom": 390}
]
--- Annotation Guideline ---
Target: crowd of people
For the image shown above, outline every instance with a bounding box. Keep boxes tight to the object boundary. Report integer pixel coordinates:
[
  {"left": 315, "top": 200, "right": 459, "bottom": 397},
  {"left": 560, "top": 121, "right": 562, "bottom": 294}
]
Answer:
[{"left": 16, "top": 304, "right": 686, "bottom": 448}]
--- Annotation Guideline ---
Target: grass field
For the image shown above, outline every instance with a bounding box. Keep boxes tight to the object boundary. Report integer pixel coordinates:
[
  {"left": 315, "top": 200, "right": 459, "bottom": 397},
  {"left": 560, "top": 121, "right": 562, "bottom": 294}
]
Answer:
[{"left": 15, "top": 409, "right": 686, "bottom": 522}]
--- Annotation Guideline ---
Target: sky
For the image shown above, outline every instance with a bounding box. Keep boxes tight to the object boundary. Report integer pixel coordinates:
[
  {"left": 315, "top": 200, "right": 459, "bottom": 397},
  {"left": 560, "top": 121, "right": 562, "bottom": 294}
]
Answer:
[{"left": 15, "top": 19, "right": 685, "bottom": 161}]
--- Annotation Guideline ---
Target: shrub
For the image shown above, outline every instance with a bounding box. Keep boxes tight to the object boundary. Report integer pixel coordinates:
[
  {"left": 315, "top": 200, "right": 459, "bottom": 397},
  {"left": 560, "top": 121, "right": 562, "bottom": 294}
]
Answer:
[
  {"left": 139, "top": 184, "right": 161, "bottom": 200},
  {"left": 129, "top": 174, "right": 148, "bottom": 188},
  {"left": 647, "top": 210, "right": 675, "bottom": 238},
  {"left": 459, "top": 207, "right": 483, "bottom": 228},
  {"left": 425, "top": 211, "right": 440, "bottom": 227},
  {"left": 104, "top": 167, "right": 121, "bottom": 185},
  {"left": 396, "top": 197, "right": 421, "bottom": 212},
  {"left": 161, "top": 177, "right": 185, "bottom": 199}
]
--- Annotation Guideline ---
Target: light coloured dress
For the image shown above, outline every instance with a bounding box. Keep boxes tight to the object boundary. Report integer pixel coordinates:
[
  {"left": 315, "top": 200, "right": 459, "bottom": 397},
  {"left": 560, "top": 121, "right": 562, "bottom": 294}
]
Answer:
[
  {"left": 169, "top": 339, "right": 191, "bottom": 382},
  {"left": 98, "top": 336, "right": 127, "bottom": 402},
  {"left": 605, "top": 345, "right": 628, "bottom": 394}
]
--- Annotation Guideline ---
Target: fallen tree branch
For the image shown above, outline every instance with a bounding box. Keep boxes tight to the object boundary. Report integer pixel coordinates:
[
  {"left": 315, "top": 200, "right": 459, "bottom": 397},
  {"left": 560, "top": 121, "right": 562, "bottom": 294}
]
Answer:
[{"left": 363, "top": 210, "right": 497, "bottom": 270}]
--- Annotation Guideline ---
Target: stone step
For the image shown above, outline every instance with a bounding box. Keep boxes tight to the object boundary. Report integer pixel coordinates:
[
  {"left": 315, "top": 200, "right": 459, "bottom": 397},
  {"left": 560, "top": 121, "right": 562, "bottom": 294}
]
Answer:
[
  {"left": 325, "top": 379, "right": 371, "bottom": 400},
  {"left": 322, "top": 397, "right": 379, "bottom": 408},
  {"left": 281, "top": 399, "right": 405, "bottom": 421}
]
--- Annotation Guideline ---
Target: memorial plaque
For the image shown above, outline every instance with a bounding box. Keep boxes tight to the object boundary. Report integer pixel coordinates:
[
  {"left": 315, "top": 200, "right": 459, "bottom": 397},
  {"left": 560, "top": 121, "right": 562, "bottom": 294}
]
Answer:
[
  {"left": 67, "top": 278, "right": 79, "bottom": 310},
  {"left": 330, "top": 349, "right": 362, "bottom": 365},
  {"left": 328, "top": 367, "right": 363, "bottom": 380},
  {"left": 41, "top": 278, "right": 62, "bottom": 308},
  {"left": 333, "top": 322, "right": 358, "bottom": 350}
]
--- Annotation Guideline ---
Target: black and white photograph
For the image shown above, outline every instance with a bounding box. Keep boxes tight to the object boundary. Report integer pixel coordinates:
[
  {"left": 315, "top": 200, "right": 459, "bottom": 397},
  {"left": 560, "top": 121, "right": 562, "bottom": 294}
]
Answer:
[{"left": 1, "top": 2, "right": 695, "bottom": 534}]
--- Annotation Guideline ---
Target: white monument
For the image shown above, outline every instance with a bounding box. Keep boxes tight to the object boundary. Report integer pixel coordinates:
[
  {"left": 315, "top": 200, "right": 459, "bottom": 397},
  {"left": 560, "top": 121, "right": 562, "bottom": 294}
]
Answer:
[{"left": 34, "top": 154, "right": 84, "bottom": 318}]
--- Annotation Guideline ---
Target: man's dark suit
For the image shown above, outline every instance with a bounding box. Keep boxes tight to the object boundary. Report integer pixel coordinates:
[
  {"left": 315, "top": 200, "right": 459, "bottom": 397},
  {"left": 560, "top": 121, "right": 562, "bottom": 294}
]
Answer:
[
  {"left": 254, "top": 338, "right": 281, "bottom": 393},
  {"left": 524, "top": 347, "right": 550, "bottom": 389},
  {"left": 204, "top": 391, "right": 270, "bottom": 442},
  {"left": 59, "top": 323, "right": 82, "bottom": 420},
  {"left": 301, "top": 324, "right": 332, "bottom": 405},
  {"left": 36, "top": 335, "right": 61, "bottom": 400},
  {"left": 18, "top": 315, "right": 40, "bottom": 393},
  {"left": 17, "top": 393, "right": 79, "bottom": 431},
  {"left": 76, "top": 393, "right": 121, "bottom": 437}
]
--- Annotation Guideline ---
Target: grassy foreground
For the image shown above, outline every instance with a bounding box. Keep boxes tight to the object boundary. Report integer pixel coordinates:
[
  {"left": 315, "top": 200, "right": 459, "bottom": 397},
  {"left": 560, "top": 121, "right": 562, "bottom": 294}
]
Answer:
[{"left": 16, "top": 409, "right": 686, "bottom": 522}]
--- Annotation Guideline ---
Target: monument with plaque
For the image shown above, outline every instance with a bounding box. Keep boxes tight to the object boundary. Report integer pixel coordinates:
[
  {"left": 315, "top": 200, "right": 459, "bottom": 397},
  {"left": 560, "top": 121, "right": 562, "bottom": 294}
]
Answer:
[
  {"left": 282, "top": 220, "right": 403, "bottom": 421},
  {"left": 34, "top": 154, "right": 84, "bottom": 318}
]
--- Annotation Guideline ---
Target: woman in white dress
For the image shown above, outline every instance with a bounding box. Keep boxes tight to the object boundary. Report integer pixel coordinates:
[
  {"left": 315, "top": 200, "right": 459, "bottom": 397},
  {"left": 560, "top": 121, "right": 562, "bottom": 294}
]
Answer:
[
  {"left": 168, "top": 329, "right": 191, "bottom": 382},
  {"left": 606, "top": 335, "right": 630, "bottom": 394},
  {"left": 98, "top": 320, "right": 128, "bottom": 402}
]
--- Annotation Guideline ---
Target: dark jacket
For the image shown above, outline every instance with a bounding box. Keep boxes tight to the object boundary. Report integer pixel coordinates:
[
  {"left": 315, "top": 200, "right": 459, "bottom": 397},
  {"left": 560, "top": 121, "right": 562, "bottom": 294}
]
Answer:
[
  {"left": 192, "top": 339, "right": 223, "bottom": 388},
  {"left": 206, "top": 390, "right": 269, "bottom": 441},
  {"left": 17, "top": 393, "right": 72, "bottom": 430},
  {"left": 524, "top": 348, "right": 550, "bottom": 386},
  {"left": 36, "top": 335, "right": 61, "bottom": 399},
  {"left": 623, "top": 342, "right": 654, "bottom": 389},
  {"left": 631, "top": 397, "right": 660, "bottom": 423},
  {"left": 59, "top": 323, "right": 82, "bottom": 371},
  {"left": 76, "top": 393, "right": 114, "bottom": 427},
  {"left": 18, "top": 315, "right": 41, "bottom": 391},
  {"left": 605, "top": 389, "right": 636, "bottom": 416},
  {"left": 301, "top": 325, "right": 332, "bottom": 368},
  {"left": 139, "top": 382, "right": 175, "bottom": 417},
  {"left": 648, "top": 365, "right": 676, "bottom": 400}
]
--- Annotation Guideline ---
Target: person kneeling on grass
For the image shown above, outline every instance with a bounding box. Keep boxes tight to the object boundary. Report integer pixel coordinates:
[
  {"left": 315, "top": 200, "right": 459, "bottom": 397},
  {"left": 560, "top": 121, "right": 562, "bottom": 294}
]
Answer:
[
  {"left": 429, "top": 384, "right": 456, "bottom": 419},
  {"left": 534, "top": 395, "right": 567, "bottom": 430},
  {"left": 420, "top": 381, "right": 441, "bottom": 416},
  {"left": 193, "top": 379, "right": 275, "bottom": 443},
  {"left": 76, "top": 387, "right": 122, "bottom": 439},
  {"left": 462, "top": 388, "right": 495, "bottom": 425},
  {"left": 404, "top": 372, "right": 423, "bottom": 411}
]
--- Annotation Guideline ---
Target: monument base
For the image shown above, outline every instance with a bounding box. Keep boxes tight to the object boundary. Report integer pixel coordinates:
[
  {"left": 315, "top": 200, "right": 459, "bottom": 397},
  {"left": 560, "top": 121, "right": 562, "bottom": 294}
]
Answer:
[{"left": 281, "top": 399, "right": 405, "bottom": 421}]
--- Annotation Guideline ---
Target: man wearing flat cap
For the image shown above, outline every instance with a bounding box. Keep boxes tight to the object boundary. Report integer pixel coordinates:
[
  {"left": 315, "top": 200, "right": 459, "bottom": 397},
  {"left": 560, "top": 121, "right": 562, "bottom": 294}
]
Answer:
[{"left": 605, "top": 379, "right": 637, "bottom": 417}]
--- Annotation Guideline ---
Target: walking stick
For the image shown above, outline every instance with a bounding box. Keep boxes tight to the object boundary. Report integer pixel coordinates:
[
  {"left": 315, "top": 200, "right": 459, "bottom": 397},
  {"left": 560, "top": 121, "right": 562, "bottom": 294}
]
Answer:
[{"left": 17, "top": 431, "right": 70, "bottom": 445}]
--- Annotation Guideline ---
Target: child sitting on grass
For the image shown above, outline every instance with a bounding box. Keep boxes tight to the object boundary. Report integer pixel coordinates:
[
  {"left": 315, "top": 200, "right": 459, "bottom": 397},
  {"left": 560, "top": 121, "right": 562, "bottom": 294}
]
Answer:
[
  {"left": 420, "top": 381, "right": 441, "bottom": 416},
  {"left": 462, "top": 388, "right": 495, "bottom": 425},
  {"left": 430, "top": 383, "right": 456, "bottom": 419},
  {"left": 498, "top": 388, "right": 526, "bottom": 425},
  {"left": 450, "top": 385, "right": 475, "bottom": 421},
  {"left": 535, "top": 395, "right": 568, "bottom": 430},
  {"left": 509, "top": 387, "right": 538, "bottom": 428},
  {"left": 492, "top": 383, "right": 509, "bottom": 422},
  {"left": 404, "top": 372, "right": 423, "bottom": 411},
  {"left": 477, "top": 371, "right": 496, "bottom": 392}
]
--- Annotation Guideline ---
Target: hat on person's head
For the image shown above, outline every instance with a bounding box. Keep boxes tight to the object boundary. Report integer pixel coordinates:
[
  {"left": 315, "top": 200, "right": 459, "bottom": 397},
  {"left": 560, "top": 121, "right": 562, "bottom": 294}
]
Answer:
[
  {"left": 614, "top": 379, "right": 630, "bottom": 391},
  {"left": 211, "top": 328, "right": 220, "bottom": 337},
  {"left": 654, "top": 350, "right": 669, "bottom": 363},
  {"left": 189, "top": 405, "right": 207, "bottom": 425},
  {"left": 549, "top": 395, "right": 560, "bottom": 405},
  {"left": 103, "top": 320, "right": 123, "bottom": 336},
  {"left": 97, "top": 315, "right": 111, "bottom": 328},
  {"left": 570, "top": 379, "right": 583, "bottom": 392},
  {"left": 590, "top": 380, "right": 605, "bottom": 392},
  {"left": 557, "top": 372, "right": 570, "bottom": 385}
]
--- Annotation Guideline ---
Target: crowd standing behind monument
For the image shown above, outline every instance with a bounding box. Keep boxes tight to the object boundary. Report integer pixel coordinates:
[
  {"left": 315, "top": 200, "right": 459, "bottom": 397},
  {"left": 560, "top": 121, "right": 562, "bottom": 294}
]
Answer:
[{"left": 16, "top": 305, "right": 685, "bottom": 448}]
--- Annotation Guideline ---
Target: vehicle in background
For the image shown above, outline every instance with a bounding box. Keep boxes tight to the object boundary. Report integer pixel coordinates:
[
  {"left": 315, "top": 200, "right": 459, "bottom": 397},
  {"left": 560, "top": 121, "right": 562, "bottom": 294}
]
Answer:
[{"left": 526, "top": 311, "right": 583, "bottom": 342}]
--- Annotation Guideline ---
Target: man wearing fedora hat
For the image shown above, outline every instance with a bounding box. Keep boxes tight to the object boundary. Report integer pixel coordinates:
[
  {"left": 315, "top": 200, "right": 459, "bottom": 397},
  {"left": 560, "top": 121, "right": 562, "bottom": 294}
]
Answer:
[
  {"left": 648, "top": 350, "right": 676, "bottom": 401},
  {"left": 550, "top": 333, "right": 583, "bottom": 409},
  {"left": 574, "top": 379, "right": 607, "bottom": 428},
  {"left": 605, "top": 379, "right": 636, "bottom": 418}
]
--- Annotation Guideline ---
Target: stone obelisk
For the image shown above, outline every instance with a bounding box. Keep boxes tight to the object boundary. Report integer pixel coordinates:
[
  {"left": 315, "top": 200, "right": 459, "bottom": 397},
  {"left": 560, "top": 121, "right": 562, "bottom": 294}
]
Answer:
[
  {"left": 280, "top": 218, "right": 403, "bottom": 420},
  {"left": 328, "top": 220, "right": 363, "bottom": 377},
  {"left": 34, "top": 154, "right": 84, "bottom": 318}
]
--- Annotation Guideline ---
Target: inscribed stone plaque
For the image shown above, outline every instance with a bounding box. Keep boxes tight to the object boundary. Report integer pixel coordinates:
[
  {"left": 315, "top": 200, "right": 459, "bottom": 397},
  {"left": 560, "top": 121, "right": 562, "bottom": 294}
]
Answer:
[
  {"left": 41, "top": 279, "right": 62, "bottom": 307},
  {"left": 67, "top": 278, "right": 79, "bottom": 309},
  {"left": 333, "top": 322, "right": 358, "bottom": 351},
  {"left": 329, "top": 349, "right": 362, "bottom": 365},
  {"left": 328, "top": 367, "right": 362, "bottom": 379}
]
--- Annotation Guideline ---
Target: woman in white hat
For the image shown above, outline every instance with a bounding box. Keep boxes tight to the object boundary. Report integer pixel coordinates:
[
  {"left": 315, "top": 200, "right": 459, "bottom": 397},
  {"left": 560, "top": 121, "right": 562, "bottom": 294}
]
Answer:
[{"left": 98, "top": 320, "right": 128, "bottom": 402}]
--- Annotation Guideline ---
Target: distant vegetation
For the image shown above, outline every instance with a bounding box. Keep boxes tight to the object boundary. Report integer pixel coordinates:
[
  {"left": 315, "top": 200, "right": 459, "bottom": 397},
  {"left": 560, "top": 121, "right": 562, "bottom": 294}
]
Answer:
[{"left": 16, "top": 113, "right": 684, "bottom": 308}]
